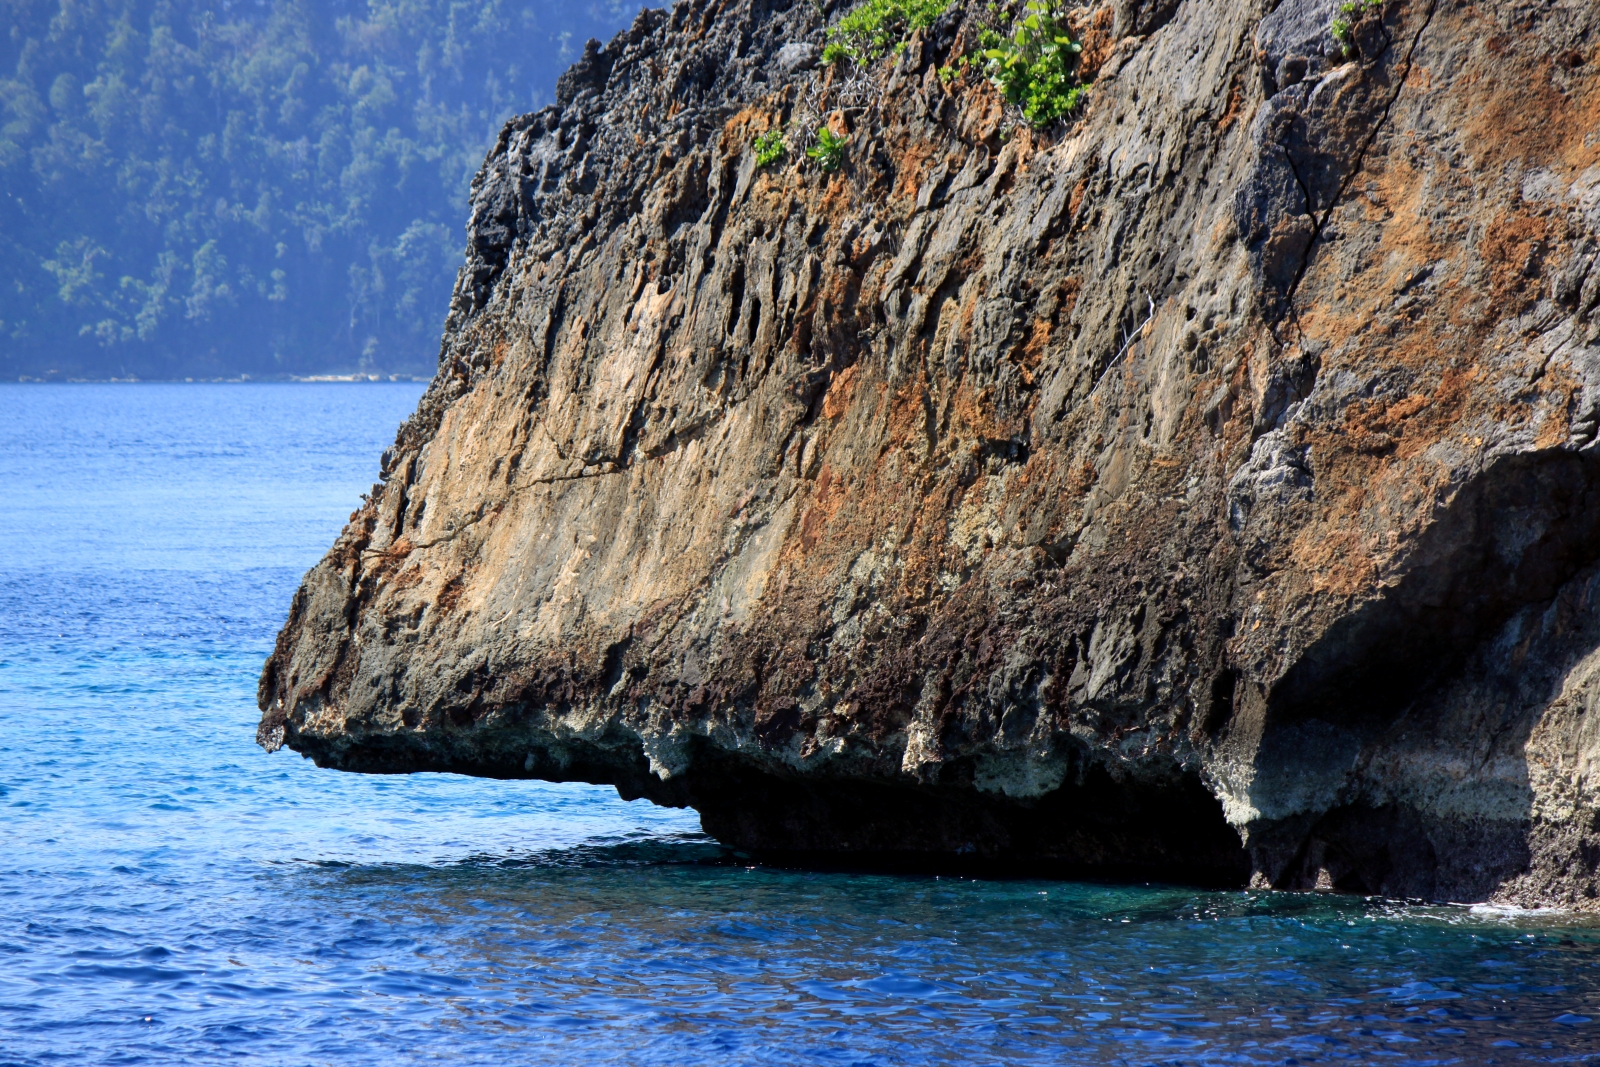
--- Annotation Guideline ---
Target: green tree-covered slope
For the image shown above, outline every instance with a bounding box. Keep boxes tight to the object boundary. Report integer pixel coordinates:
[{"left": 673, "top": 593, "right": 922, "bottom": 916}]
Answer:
[{"left": 1, "top": 0, "right": 636, "bottom": 379}]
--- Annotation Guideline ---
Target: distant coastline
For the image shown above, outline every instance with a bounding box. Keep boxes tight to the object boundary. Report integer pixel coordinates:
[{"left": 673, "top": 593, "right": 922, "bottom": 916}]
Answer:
[
  {"left": 2, "top": 1, "right": 635, "bottom": 384},
  {"left": 11, "top": 375, "right": 433, "bottom": 384}
]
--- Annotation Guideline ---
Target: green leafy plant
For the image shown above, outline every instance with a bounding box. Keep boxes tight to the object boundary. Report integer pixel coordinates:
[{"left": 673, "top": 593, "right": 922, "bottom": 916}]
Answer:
[
  {"left": 1330, "top": 0, "right": 1382, "bottom": 56},
  {"left": 980, "top": 1, "right": 1089, "bottom": 128},
  {"left": 820, "top": 0, "right": 953, "bottom": 68},
  {"left": 938, "top": 63, "right": 958, "bottom": 84},
  {"left": 806, "top": 127, "right": 850, "bottom": 172},
  {"left": 754, "top": 129, "right": 788, "bottom": 168}
]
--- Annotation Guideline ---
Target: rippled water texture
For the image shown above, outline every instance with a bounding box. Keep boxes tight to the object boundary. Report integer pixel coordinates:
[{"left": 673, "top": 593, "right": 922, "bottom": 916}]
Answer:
[{"left": 3, "top": 383, "right": 1600, "bottom": 1066}]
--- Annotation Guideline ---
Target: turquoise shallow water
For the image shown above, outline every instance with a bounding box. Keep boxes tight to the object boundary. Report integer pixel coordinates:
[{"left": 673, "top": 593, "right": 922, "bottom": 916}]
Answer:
[{"left": 2, "top": 383, "right": 1599, "bottom": 1066}]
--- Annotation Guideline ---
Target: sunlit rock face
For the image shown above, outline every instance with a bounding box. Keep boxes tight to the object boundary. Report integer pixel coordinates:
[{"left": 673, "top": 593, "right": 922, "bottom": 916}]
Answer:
[{"left": 259, "top": 0, "right": 1600, "bottom": 905}]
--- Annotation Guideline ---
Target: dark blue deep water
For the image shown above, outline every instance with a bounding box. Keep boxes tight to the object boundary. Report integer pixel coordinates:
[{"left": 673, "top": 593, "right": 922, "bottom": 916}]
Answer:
[{"left": 3, "top": 383, "right": 1600, "bottom": 1066}]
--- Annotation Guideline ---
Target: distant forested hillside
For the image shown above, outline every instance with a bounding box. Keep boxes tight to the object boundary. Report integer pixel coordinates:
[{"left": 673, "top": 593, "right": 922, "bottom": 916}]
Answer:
[{"left": 1, "top": 0, "right": 637, "bottom": 379}]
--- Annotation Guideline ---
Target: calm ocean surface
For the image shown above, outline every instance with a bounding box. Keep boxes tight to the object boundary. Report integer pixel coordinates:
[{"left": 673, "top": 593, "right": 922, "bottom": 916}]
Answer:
[{"left": 2, "top": 383, "right": 1598, "bottom": 1066}]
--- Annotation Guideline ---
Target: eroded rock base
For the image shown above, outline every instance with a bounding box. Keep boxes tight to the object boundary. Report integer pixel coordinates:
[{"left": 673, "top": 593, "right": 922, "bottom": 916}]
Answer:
[{"left": 684, "top": 753, "right": 1252, "bottom": 885}]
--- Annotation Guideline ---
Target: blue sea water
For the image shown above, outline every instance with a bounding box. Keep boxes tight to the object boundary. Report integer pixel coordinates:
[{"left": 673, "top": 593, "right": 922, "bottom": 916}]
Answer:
[{"left": 1, "top": 383, "right": 1599, "bottom": 1067}]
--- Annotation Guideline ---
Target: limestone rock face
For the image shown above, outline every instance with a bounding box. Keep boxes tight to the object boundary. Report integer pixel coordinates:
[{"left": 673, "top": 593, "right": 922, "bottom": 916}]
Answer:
[{"left": 259, "top": 0, "right": 1600, "bottom": 904}]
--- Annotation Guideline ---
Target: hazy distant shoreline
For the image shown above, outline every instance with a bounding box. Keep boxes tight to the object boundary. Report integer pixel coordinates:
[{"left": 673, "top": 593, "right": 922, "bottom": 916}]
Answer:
[
  {"left": 10, "top": 375, "right": 433, "bottom": 384},
  {"left": 2, "top": 1, "right": 636, "bottom": 383}
]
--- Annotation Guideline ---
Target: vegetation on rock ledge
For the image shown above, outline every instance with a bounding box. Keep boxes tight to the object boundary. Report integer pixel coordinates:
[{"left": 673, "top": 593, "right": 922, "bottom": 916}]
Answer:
[
  {"left": 980, "top": 1, "right": 1089, "bottom": 128},
  {"left": 754, "top": 128, "right": 788, "bottom": 168},
  {"left": 805, "top": 125, "right": 849, "bottom": 171},
  {"left": 820, "top": 0, "right": 952, "bottom": 69},
  {"left": 1332, "top": 0, "right": 1383, "bottom": 56}
]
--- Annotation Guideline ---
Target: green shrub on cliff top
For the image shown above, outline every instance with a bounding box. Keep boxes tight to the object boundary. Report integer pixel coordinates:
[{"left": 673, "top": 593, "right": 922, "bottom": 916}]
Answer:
[
  {"left": 820, "top": 0, "right": 953, "bottom": 68},
  {"left": 981, "top": 1, "right": 1089, "bottom": 128}
]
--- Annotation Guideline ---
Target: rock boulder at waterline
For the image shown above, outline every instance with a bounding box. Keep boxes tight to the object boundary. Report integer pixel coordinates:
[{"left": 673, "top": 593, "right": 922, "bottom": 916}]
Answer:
[{"left": 260, "top": 0, "right": 1600, "bottom": 907}]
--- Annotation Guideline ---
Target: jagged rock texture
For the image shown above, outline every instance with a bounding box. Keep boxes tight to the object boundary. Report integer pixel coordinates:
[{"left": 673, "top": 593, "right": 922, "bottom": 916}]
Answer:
[{"left": 259, "top": 0, "right": 1600, "bottom": 905}]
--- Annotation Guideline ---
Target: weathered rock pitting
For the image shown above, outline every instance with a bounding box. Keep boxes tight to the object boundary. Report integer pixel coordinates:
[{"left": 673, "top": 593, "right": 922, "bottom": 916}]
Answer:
[{"left": 259, "top": 0, "right": 1600, "bottom": 906}]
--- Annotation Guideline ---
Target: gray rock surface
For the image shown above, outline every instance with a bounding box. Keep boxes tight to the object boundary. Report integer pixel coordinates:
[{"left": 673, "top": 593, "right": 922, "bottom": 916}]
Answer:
[
  {"left": 773, "top": 41, "right": 816, "bottom": 73},
  {"left": 260, "top": 0, "right": 1600, "bottom": 905}
]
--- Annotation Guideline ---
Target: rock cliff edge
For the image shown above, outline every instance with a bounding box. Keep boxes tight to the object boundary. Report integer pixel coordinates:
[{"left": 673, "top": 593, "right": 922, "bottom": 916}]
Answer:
[{"left": 259, "top": 0, "right": 1600, "bottom": 906}]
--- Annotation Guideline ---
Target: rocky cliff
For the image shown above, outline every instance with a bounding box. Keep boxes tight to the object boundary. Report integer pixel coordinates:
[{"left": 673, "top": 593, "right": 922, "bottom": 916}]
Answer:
[{"left": 258, "top": 0, "right": 1600, "bottom": 906}]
